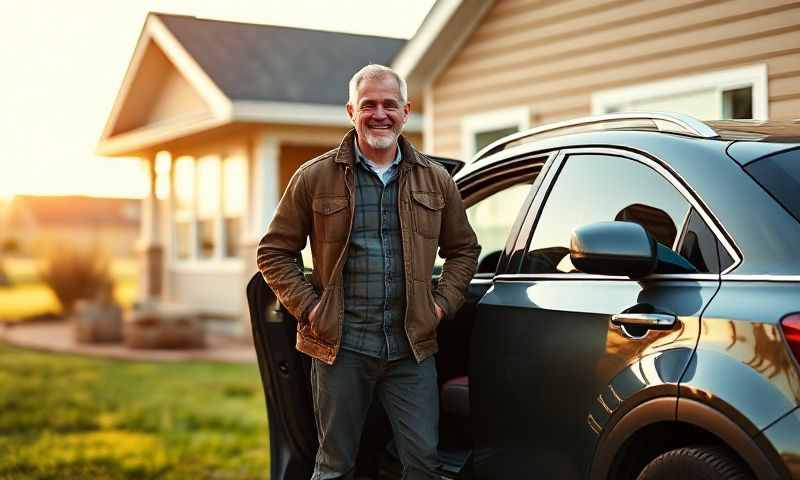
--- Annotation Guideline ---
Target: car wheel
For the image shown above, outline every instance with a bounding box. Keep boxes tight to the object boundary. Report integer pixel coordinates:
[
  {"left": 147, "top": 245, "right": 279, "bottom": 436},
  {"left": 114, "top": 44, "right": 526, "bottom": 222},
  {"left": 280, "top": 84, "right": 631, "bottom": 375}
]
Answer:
[{"left": 636, "top": 445, "right": 753, "bottom": 480}]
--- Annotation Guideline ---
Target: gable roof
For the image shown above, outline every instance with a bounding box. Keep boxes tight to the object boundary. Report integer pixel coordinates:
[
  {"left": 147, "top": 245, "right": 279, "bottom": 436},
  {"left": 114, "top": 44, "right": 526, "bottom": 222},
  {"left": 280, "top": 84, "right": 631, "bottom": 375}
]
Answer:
[
  {"left": 98, "top": 13, "right": 419, "bottom": 157},
  {"left": 156, "top": 13, "right": 405, "bottom": 105}
]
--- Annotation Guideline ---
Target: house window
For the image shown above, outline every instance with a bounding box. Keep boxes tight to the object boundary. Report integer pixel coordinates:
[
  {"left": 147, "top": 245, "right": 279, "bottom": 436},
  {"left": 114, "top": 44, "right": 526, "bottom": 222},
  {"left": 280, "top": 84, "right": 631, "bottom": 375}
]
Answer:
[
  {"left": 174, "top": 156, "right": 194, "bottom": 260},
  {"left": 461, "top": 106, "right": 530, "bottom": 161},
  {"left": 172, "top": 152, "right": 246, "bottom": 262},
  {"left": 222, "top": 155, "right": 246, "bottom": 258},
  {"left": 592, "top": 64, "right": 768, "bottom": 120},
  {"left": 196, "top": 156, "right": 221, "bottom": 259}
]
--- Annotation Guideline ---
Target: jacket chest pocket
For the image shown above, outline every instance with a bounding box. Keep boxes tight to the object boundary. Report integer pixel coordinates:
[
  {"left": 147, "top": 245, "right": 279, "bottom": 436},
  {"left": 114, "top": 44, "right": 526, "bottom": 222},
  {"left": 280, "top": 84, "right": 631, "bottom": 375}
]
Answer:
[
  {"left": 411, "top": 191, "right": 444, "bottom": 239},
  {"left": 312, "top": 196, "right": 349, "bottom": 243}
]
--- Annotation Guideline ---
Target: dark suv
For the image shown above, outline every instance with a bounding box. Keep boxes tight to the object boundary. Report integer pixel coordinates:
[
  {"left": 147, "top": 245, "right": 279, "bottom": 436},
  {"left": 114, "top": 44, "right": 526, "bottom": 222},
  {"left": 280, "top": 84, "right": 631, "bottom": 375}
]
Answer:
[{"left": 247, "top": 112, "right": 800, "bottom": 480}]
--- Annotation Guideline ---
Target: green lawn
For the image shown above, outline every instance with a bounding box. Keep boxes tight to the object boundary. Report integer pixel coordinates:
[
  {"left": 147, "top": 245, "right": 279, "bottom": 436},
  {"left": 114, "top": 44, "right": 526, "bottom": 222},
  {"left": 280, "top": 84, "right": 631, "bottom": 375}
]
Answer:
[{"left": 0, "top": 345, "right": 270, "bottom": 479}]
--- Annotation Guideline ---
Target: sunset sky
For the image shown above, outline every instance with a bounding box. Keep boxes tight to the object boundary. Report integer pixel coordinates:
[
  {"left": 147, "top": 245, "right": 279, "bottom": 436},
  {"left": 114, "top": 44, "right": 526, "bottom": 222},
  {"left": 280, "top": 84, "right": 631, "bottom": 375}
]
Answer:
[{"left": 0, "top": 0, "right": 434, "bottom": 199}]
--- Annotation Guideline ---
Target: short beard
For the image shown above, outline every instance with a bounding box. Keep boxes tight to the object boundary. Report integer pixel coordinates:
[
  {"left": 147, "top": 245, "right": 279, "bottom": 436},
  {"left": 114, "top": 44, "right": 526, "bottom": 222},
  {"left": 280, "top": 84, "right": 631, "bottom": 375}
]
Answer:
[{"left": 365, "top": 131, "right": 397, "bottom": 150}]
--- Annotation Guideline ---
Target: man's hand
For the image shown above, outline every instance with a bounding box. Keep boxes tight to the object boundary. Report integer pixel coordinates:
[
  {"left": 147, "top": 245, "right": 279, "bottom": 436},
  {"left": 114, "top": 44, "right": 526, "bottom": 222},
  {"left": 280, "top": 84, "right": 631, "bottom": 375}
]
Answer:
[{"left": 434, "top": 302, "right": 445, "bottom": 322}]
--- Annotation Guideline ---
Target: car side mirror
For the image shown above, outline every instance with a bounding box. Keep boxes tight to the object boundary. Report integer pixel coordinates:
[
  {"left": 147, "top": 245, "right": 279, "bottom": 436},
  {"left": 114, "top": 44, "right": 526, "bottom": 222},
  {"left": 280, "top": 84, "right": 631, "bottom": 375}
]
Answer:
[{"left": 570, "top": 221, "right": 657, "bottom": 279}]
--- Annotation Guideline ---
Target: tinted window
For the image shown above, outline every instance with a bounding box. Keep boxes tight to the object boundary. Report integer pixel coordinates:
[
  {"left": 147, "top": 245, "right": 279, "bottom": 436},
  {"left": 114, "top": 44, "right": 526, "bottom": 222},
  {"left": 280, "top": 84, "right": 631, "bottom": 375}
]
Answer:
[
  {"left": 745, "top": 148, "right": 800, "bottom": 223},
  {"left": 678, "top": 208, "right": 721, "bottom": 273},
  {"left": 523, "top": 154, "right": 693, "bottom": 274}
]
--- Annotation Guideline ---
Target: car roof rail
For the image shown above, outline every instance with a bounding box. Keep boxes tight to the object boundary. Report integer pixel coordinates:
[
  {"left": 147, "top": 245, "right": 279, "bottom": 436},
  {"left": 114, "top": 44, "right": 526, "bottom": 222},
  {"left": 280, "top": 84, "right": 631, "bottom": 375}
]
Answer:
[{"left": 473, "top": 112, "right": 719, "bottom": 162}]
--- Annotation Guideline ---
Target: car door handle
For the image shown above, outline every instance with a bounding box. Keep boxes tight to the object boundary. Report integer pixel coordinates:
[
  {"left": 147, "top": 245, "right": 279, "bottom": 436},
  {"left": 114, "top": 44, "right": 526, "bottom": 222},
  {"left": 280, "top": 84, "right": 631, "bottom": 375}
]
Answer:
[{"left": 611, "top": 313, "right": 676, "bottom": 329}]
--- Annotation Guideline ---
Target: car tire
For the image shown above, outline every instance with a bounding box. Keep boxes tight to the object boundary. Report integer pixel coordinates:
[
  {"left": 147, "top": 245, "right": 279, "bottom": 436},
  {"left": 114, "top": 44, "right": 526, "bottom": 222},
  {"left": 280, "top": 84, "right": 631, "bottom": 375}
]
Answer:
[{"left": 636, "top": 445, "right": 754, "bottom": 480}]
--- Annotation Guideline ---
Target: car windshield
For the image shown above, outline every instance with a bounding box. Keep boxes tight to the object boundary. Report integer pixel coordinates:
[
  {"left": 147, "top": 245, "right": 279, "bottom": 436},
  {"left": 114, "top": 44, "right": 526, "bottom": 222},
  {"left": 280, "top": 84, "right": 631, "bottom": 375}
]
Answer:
[{"left": 745, "top": 148, "right": 800, "bottom": 223}]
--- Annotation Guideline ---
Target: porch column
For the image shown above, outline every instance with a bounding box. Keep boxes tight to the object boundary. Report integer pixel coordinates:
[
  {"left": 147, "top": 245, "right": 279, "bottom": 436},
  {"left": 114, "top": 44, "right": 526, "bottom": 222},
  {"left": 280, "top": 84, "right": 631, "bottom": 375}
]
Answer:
[
  {"left": 138, "top": 155, "right": 163, "bottom": 301},
  {"left": 249, "top": 133, "right": 281, "bottom": 241},
  {"left": 240, "top": 132, "right": 280, "bottom": 334}
]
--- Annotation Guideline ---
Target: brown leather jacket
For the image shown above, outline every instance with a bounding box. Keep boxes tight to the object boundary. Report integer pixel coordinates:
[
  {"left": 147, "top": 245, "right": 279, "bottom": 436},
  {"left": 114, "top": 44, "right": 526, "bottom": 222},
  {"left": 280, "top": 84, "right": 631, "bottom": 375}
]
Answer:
[{"left": 257, "top": 130, "right": 479, "bottom": 364}]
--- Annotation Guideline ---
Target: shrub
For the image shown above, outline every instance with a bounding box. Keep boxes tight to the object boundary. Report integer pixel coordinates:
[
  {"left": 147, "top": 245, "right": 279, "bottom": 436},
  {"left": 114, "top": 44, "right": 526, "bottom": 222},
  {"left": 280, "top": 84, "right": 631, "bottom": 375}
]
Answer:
[
  {"left": 1, "top": 237, "right": 20, "bottom": 254},
  {"left": 38, "top": 242, "right": 115, "bottom": 316}
]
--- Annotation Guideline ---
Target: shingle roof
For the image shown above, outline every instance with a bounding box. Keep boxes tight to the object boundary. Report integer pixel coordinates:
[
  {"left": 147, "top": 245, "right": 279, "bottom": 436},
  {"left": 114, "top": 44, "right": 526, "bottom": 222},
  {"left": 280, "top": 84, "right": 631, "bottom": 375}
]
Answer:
[{"left": 155, "top": 13, "right": 406, "bottom": 105}]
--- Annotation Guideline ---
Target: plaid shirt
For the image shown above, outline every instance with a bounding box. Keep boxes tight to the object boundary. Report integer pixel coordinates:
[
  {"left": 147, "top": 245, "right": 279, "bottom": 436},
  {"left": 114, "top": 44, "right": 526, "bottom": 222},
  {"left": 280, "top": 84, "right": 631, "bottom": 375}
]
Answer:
[{"left": 340, "top": 144, "right": 410, "bottom": 360}]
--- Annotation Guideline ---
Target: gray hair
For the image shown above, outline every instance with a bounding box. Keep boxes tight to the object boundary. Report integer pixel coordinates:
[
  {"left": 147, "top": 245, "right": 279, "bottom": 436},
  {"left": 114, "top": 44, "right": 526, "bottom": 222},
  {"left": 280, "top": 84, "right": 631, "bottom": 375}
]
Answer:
[{"left": 348, "top": 64, "right": 408, "bottom": 106}]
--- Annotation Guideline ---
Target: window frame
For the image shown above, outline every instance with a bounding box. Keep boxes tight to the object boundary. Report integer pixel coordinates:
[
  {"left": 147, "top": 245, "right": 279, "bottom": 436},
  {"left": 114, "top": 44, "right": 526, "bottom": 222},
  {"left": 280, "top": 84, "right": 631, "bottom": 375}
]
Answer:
[
  {"left": 591, "top": 64, "right": 768, "bottom": 120},
  {"left": 505, "top": 147, "right": 741, "bottom": 280},
  {"left": 169, "top": 152, "right": 246, "bottom": 272},
  {"left": 455, "top": 152, "right": 554, "bottom": 277},
  {"left": 461, "top": 106, "right": 531, "bottom": 162}
]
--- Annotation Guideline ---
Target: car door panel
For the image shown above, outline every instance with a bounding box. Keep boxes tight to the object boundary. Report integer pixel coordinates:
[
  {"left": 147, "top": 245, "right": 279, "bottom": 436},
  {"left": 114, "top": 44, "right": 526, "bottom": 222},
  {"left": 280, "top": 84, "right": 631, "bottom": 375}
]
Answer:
[
  {"left": 470, "top": 277, "right": 713, "bottom": 478},
  {"left": 246, "top": 272, "right": 316, "bottom": 480}
]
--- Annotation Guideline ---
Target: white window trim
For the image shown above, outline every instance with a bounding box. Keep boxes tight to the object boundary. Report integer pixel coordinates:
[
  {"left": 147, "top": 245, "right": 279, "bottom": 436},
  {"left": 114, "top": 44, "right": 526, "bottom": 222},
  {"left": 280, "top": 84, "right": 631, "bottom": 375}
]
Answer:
[
  {"left": 461, "top": 106, "right": 531, "bottom": 162},
  {"left": 169, "top": 153, "right": 246, "bottom": 271},
  {"left": 591, "top": 64, "right": 768, "bottom": 120}
]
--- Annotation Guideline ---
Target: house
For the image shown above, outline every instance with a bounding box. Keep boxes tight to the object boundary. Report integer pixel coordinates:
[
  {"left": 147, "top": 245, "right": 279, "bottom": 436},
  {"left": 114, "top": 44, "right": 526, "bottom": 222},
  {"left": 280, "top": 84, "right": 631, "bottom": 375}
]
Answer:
[
  {"left": 2, "top": 195, "right": 140, "bottom": 257},
  {"left": 98, "top": 13, "right": 421, "bottom": 334},
  {"left": 394, "top": 0, "right": 800, "bottom": 161}
]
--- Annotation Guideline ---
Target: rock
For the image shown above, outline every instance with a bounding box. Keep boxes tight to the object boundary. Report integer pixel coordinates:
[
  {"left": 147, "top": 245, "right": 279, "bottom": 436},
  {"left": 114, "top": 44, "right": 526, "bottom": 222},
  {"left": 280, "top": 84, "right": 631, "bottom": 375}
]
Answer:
[
  {"left": 123, "top": 303, "right": 205, "bottom": 349},
  {"left": 72, "top": 299, "right": 124, "bottom": 343}
]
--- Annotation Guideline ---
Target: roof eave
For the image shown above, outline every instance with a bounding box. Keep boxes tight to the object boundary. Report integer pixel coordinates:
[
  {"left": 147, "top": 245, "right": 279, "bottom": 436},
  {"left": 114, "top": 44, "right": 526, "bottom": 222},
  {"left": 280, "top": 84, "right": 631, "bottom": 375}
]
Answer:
[
  {"left": 392, "top": 0, "right": 494, "bottom": 96},
  {"left": 97, "top": 102, "right": 423, "bottom": 157},
  {"left": 96, "top": 113, "right": 230, "bottom": 157}
]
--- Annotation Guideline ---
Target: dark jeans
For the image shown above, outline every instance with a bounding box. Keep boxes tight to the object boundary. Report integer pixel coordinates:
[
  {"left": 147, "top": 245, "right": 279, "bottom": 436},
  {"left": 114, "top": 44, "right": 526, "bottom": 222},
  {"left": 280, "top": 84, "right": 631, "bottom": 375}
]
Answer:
[{"left": 310, "top": 349, "right": 441, "bottom": 480}]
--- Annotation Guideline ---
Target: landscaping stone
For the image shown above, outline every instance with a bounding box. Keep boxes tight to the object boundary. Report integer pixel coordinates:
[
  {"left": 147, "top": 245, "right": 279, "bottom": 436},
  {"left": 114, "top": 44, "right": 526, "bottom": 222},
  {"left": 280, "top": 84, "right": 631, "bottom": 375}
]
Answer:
[
  {"left": 124, "top": 303, "right": 206, "bottom": 349},
  {"left": 73, "top": 299, "right": 123, "bottom": 343}
]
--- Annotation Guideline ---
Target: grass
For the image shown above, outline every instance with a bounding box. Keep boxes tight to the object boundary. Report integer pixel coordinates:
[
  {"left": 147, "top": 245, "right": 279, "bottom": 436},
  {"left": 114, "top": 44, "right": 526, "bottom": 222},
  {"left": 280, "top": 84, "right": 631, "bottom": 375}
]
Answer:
[
  {"left": 0, "top": 257, "right": 137, "bottom": 322},
  {"left": 0, "top": 345, "right": 270, "bottom": 479}
]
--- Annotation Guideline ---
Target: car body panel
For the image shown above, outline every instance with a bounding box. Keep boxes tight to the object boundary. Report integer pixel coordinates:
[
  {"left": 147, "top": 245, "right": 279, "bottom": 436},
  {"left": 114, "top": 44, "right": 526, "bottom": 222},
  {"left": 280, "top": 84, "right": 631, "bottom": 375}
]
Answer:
[
  {"left": 679, "top": 280, "right": 800, "bottom": 434},
  {"left": 472, "top": 276, "right": 715, "bottom": 478},
  {"left": 759, "top": 407, "right": 800, "bottom": 479}
]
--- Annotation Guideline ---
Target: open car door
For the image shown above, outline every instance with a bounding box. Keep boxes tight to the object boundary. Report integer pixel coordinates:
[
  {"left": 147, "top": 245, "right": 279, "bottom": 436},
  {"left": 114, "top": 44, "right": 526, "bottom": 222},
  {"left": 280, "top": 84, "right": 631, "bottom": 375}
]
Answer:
[
  {"left": 429, "top": 155, "right": 465, "bottom": 176},
  {"left": 247, "top": 272, "right": 316, "bottom": 480}
]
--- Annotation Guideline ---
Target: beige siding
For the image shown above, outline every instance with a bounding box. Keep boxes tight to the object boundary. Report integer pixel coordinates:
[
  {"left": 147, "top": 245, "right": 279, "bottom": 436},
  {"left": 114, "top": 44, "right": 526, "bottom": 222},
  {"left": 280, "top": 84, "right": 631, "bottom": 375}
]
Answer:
[{"left": 431, "top": 0, "right": 800, "bottom": 158}]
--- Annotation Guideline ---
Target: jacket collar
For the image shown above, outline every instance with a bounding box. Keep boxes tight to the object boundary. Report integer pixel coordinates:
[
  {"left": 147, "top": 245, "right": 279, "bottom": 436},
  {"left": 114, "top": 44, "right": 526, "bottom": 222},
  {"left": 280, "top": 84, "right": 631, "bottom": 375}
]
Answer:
[{"left": 334, "top": 128, "right": 428, "bottom": 169}]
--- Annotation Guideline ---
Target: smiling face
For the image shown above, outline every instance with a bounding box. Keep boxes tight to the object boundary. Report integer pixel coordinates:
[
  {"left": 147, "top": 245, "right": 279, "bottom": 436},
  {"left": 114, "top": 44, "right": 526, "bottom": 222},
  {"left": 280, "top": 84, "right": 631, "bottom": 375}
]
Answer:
[{"left": 346, "top": 74, "right": 410, "bottom": 157}]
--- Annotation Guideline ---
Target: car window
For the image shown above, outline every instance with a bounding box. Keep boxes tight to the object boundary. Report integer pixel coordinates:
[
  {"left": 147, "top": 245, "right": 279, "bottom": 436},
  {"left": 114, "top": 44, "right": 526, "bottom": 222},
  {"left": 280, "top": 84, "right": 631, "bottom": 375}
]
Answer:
[
  {"left": 435, "top": 182, "right": 532, "bottom": 275},
  {"left": 676, "top": 208, "right": 732, "bottom": 274},
  {"left": 522, "top": 153, "right": 706, "bottom": 275},
  {"left": 745, "top": 148, "right": 800, "bottom": 224}
]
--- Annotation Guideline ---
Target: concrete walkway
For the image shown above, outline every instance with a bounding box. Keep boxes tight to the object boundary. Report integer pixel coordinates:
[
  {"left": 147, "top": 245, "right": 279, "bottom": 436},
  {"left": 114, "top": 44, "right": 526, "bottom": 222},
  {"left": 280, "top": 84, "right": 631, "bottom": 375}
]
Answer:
[{"left": 0, "top": 321, "right": 256, "bottom": 364}]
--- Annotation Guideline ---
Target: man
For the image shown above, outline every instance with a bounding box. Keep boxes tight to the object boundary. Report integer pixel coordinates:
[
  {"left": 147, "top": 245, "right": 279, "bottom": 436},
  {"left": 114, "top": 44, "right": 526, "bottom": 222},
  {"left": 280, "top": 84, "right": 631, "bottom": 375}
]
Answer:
[{"left": 257, "top": 64, "right": 479, "bottom": 479}]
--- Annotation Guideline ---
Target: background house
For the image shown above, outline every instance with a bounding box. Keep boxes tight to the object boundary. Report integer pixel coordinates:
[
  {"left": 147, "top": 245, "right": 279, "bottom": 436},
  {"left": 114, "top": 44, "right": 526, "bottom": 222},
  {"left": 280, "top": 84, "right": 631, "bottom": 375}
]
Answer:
[
  {"left": 395, "top": 0, "right": 800, "bottom": 161},
  {"left": 2, "top": 195, "right": 140, "bottom": 257},
  {"left": 98, "top": 13, "right": 422, "bottom": 335}
]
